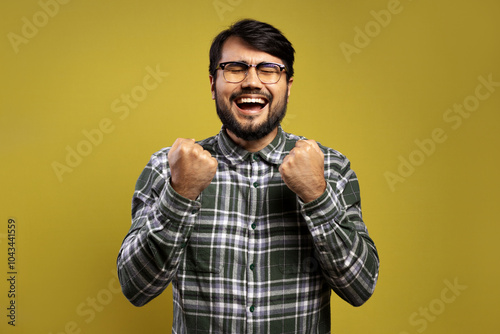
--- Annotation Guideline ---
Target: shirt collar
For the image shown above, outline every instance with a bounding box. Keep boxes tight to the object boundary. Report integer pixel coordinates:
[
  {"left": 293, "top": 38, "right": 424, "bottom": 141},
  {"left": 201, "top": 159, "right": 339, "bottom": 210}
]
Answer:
[{"left": 217, "top": 126, "right": 287, "bottom": 166}]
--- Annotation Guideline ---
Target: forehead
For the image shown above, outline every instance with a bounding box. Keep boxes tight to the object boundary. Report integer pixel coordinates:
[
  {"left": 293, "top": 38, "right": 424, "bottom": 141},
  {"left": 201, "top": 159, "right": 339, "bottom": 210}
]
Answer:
[{"left": 220, "top": 36, "right": 283, "bottom": 64}]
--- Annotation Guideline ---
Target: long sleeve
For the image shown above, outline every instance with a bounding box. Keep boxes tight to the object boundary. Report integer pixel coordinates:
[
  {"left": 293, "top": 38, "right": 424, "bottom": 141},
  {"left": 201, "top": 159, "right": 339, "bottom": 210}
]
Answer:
[
  {"left": 300, "top": 155, "right": 379, "bottom": 306},
  {"left": 116, "top": 129, "right": 379, "bottom": 332},
  {"left": 116, "top": 152, "right": 200, "bottom": 306}
]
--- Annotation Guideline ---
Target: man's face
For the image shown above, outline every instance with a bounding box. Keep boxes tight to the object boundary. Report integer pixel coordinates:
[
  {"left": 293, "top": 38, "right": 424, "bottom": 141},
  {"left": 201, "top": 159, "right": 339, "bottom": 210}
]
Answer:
[{"left": 210, "top": 36, "right": 293, "bottom": 141}]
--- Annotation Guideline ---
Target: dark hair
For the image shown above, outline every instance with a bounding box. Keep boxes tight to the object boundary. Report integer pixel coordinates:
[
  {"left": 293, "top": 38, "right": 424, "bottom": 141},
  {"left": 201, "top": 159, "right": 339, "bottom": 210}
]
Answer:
[{"left": 209, "top": 19, "right": 295, "bottom": 81}]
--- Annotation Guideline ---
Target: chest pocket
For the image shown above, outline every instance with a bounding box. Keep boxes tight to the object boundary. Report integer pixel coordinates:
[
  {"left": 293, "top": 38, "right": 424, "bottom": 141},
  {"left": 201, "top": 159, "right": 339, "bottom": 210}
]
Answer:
[
  {"left": 180, "top": 185, "right": 225, "bottom": 274},
  {"left": 277, "top": 224, "right": 320, "bottom": 276}
]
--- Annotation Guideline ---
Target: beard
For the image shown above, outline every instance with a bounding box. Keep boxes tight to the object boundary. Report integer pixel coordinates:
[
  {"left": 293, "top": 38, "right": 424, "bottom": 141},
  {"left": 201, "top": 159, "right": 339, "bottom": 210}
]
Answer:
[{"left": 214, "top": 87, "right": 288, "bottom": 141}]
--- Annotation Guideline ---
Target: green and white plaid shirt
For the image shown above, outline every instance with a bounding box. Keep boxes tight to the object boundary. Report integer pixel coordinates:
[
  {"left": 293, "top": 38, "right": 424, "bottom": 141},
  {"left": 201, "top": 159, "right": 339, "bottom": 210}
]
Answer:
[{"left": 117, "top": 127, "right": 379, "bottom": 333}]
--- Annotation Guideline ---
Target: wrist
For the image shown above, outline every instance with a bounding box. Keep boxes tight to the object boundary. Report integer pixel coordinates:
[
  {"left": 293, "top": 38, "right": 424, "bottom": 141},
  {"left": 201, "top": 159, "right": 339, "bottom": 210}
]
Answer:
[
  {"left": 170, "top": 180, "right": 200, "bottom": 201},
  {"left": 299, "top": 181, "right": 327, "bottom": 203}
]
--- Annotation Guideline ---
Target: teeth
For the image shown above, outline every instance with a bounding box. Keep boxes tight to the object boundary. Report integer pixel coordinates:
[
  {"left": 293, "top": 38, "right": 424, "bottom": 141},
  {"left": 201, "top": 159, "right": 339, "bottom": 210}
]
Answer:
[{"left": 237, "top": 97, "right": 266, "bottom": 104}]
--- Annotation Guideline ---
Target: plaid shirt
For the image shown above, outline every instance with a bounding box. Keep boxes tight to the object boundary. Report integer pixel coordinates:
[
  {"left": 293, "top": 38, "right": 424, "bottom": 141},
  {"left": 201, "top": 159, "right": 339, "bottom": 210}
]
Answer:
[{"left": 117, "top": 127, "right": 379, "bottom": 334}]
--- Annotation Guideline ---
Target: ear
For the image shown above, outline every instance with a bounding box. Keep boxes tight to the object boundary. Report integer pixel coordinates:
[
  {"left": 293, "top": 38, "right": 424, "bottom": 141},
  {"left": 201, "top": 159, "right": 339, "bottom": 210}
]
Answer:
[
  {"left": 286, "top": 77, "right": 293, "bottom": 103},
  {"left": 209, "top": 75, "right": 216, "bottom": 100}
]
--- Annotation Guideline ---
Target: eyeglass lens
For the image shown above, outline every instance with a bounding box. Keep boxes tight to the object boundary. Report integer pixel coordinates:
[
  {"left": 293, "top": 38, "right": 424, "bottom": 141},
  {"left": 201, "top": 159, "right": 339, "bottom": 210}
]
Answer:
[{"left": 223, "top": 63, "right": 282, "bottom": 84}]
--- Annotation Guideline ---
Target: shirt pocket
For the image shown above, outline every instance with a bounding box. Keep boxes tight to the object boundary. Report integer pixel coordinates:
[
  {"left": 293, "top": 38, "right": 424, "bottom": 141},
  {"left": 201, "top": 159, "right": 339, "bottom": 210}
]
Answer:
[
  {"left": 180, "top": 187, "right": 225, "bottom": 274},
  {"left": 277, "top": 224, "right": 320, "bottom": 276},
  {"left": 279, "top": 250, "right": 320, "bottom": 275},
  {"left": 182, "top": 240, "right": 223, "bottom": 274}
]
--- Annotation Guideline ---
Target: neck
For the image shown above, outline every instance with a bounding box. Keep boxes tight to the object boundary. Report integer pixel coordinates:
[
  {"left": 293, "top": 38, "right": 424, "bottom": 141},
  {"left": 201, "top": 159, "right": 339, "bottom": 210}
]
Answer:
[{"left": 226, "top": 127, "right": 278, "bottom": 152}]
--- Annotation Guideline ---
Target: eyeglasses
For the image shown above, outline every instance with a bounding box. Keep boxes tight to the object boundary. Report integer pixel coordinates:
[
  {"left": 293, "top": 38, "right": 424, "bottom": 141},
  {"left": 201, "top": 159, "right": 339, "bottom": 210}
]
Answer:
[{"left": 216, "top": 61, "right": 286, "bottom": 84}]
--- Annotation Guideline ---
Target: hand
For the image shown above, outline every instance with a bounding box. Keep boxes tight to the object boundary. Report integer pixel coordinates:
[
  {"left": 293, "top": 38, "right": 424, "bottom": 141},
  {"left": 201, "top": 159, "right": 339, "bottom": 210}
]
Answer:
[
  {"left": 167, "top": 138, "right": 218, "bottom": 200},
  {"left": 279, "top": 140, "right": 327, "bottom": 203}
]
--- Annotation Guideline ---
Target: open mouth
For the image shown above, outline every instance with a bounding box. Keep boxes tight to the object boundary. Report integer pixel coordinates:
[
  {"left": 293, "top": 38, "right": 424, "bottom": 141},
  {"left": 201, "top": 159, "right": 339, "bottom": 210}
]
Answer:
[{"left": 234, "top": 97, "right": 269, "bottom": 113}]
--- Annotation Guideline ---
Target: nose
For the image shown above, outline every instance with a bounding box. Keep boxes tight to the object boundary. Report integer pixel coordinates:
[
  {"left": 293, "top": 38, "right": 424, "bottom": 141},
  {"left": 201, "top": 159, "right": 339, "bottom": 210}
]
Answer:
[{"left": 241, "top": 66, "right": 263, "bottom": 89}]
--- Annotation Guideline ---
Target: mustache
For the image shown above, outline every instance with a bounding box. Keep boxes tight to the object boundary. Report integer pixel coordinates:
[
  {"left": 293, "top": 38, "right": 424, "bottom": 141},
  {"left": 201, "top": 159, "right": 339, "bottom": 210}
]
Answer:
[{"left": 229, "top": 90, "right": 273, "bottom": 103}]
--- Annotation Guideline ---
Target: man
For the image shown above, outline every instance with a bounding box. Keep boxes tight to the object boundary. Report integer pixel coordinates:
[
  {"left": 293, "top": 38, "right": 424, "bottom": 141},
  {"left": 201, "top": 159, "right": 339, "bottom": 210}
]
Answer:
[{"left": 117, "top": 19, "right": 379, "bottom": 333}]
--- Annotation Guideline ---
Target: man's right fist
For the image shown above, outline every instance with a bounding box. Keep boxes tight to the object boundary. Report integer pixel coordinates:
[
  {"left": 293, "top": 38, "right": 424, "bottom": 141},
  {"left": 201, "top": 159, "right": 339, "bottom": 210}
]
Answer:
[{"left": 167, "top": 138, "right": 218, "bottom": 201}]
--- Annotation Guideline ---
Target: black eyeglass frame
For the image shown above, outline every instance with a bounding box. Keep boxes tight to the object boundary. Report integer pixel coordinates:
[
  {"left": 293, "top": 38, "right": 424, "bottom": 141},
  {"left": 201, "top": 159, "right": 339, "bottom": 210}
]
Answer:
[{"left": 216, "top": 61, "right": 287, "bottom": 84}]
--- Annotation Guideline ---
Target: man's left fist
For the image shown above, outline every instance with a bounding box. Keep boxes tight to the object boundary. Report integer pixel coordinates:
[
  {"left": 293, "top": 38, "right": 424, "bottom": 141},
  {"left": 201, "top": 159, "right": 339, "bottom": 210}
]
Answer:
[{"left": 279, "top": 139, "right": 327, "bottom": 203}]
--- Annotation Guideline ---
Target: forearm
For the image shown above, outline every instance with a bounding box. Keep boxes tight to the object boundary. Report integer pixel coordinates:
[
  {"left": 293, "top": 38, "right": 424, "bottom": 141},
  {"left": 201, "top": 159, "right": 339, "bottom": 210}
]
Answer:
[
  {"left": 117, "top": 157, "right": 199, "bottom": 306},
  {"left": 302, "top": 178, "right": 379, "bottom": 306},
  {"left": 117, "top": 226, "right": 173, "bottom": 307},
  {"left": 117, "top": 208, "right": 195, "bottom": 306}
]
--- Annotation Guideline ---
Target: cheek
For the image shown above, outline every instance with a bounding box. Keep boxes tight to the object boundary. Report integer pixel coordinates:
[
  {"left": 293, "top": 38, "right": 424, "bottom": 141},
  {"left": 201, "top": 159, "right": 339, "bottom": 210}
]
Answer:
[
  {"left": 270, "top": 87, "right": 288, "bottom": 105},
  {"left": 215, "top": 90, "right": 234, "bottom": 110},
  {"left": 217, "top": 85, "right": 238, "bottom": 101}
]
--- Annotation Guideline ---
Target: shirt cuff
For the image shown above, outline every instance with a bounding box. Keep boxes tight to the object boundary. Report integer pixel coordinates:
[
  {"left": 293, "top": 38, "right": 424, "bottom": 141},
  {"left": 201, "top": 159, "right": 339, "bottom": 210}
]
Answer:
[
  {"left": 300, "top": 183, "right": 343, "bottom": 231},
  {"left": 157, "top": 178, "right": 201, "bottom": 224}
]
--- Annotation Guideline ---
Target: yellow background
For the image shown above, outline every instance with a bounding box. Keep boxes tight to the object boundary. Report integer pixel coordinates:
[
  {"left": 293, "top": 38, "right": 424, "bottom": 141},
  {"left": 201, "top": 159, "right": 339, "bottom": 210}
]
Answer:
[{"left": 2, "top": 0, "right": 499, "bottom": 333}]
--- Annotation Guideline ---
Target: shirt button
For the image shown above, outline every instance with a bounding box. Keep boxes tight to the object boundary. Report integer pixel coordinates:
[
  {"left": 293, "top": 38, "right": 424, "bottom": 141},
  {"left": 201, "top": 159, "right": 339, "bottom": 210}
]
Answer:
[
  {"left": 249, "top": 305, "right": 255, "bottom": 312},
  {"left": 253, "top": 182, "right": 259, "bottom": 188},
  {"left": 251, "top": 223, "right": 256, "bottom": 230},
  {"left": 250, "top": 264, "right": 254, "bottom": 270},
  {"left": 253, "top": 154, "right": 259, "bottom": 161}
]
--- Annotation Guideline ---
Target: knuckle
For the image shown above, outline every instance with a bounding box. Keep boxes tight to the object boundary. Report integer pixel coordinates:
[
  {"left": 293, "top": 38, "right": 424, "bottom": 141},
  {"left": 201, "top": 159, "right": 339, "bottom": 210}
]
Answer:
[
  {"left": 294, "top": 148, "right": 305, "bottom": 157},
  {"left": 178, "top": 146, "right": 190, "bottom": 155},
  {"left": 202, "top": 150, "right": 212, "bottom": 159}
]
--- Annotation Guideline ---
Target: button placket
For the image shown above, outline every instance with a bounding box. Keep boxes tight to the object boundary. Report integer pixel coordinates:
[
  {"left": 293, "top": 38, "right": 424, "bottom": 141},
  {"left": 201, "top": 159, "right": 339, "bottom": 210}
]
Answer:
[{"left": 247, "top": 153, "right": 260, "bottom": 319}]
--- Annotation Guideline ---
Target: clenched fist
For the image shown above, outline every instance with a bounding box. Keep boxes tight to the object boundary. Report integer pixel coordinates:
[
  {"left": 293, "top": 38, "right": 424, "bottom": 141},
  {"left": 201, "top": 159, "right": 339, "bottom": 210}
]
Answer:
[
  {"left": 168, "top": 138, "right": 218, "bottom": 200},
  {"left": 279, "top": 139, "right": 327, "bottom": 203}
]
